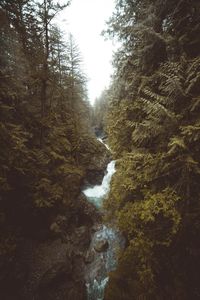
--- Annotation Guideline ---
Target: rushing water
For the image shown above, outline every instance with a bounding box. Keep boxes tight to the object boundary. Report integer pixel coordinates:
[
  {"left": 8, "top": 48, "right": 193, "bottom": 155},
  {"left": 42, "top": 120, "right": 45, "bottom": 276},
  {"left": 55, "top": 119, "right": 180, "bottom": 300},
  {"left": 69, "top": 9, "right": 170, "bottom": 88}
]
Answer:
[
  {"left": 97, "top": 137, "right": 110, "bottom": 151},
  {"left": 83, "top": 160, "right": 116, "bottom": 209},
  {"left": 84, "top": 225, "right": 123, "bottom": 300},
  {"left": 83, "top": 146, "right": 124, "bottom": 300}
]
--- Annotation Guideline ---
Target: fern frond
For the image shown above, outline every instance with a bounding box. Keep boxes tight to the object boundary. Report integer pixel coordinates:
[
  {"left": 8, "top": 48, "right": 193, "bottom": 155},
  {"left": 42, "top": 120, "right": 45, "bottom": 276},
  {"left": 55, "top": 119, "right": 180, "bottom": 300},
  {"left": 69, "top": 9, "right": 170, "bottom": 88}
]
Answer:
[
  {"left": 190, "top": 97, "right": 200, "bottom": 112},
  {"left": 139, "top": 97, "right": 176, "bottom": 121},
  {"left": 185, "top": 57, "right": 200, "bottom": 95},
  {"left": 142, "top": 88, "right": 167, "bottom": 104},
  {"left": 131, "top": 120, "right": 163, "bottom": 146}
]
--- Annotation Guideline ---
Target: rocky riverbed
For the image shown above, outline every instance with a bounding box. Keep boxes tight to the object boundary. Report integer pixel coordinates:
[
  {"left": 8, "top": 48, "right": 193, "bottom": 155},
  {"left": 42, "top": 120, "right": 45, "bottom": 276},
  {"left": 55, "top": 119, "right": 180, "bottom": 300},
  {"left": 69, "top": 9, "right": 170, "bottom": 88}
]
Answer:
[{"left": 83, "top": 160, "right": 124, "bottom": 300}]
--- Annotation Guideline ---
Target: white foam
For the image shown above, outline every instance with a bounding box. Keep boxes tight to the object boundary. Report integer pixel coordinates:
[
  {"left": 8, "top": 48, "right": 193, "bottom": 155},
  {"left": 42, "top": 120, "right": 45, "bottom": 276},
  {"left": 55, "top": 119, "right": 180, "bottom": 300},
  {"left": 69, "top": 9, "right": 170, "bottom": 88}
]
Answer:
[
  {"left": 97, "top": 137, "right": 110, "bottom": 150},
  {"left": 83, "top": 160, "right": 116, "bottom": 207}
]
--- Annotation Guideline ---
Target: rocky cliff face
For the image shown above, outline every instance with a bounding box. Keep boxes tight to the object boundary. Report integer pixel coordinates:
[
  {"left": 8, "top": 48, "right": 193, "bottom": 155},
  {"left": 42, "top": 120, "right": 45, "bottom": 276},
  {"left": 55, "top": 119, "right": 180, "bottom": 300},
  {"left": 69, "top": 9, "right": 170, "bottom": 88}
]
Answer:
[
  {"left": 84, "top": 140, "right": 111, "bottom": 186},
  {"left": 1, "top": 194, "right": 102, "bottom": 300}
]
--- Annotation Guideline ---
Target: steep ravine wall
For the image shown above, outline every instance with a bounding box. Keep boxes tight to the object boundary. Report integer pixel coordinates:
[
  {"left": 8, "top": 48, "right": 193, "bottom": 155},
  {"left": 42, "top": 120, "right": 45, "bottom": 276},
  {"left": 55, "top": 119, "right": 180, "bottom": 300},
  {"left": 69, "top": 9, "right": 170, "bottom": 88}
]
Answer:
[{"left": 0, "top": 139, "right": 110, "bottom": 300}]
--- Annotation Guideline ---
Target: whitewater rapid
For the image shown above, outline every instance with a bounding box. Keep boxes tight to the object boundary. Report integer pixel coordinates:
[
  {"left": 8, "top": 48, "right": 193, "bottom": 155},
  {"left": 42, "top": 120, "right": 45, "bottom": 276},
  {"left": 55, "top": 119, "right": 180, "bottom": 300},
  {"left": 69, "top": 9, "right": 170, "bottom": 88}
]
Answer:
[
  {"left": 83, "top": 144, "right": 124, "bottom": 300},
  {"left": 83, "top": 160, "right": 116, "bottom": 209}
]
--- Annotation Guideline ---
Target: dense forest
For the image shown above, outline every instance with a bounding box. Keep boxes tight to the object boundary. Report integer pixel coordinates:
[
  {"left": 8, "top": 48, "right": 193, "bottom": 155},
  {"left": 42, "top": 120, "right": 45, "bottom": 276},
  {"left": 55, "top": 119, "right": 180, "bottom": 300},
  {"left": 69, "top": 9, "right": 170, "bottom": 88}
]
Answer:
[
  {"left": 98, "top": 0, "right": 200, "bottom": 299},
  {"left": 1, "top": 0, "right": 200, "bottom": 299},
  {"left": 0, "top": 1, "right": 110, "bottom": 299}
]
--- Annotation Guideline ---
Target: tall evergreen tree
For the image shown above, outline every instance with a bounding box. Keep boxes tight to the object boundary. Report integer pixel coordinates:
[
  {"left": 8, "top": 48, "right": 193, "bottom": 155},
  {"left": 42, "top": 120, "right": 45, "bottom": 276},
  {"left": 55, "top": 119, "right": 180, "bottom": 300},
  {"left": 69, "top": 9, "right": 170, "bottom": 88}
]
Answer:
[
  {"left": 0, "top": 1, "right": 107, "bottom": 298},
  {"left": 104, "top": 0, "right": 200, "bottom": 299}
]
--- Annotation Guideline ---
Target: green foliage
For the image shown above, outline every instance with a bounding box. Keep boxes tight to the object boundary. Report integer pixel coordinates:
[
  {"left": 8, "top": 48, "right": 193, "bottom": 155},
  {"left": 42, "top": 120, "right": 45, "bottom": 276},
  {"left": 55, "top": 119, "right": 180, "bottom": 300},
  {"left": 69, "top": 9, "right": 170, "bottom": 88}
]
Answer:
[
  {"left": 104, "top": 0, "right": 200, "bottom": 299},
  {"left": 118, "top": 188, "right": 181, "bottom": 245},
  {"left": 0, "top": 2, "right": 104, "bottom": 296}
]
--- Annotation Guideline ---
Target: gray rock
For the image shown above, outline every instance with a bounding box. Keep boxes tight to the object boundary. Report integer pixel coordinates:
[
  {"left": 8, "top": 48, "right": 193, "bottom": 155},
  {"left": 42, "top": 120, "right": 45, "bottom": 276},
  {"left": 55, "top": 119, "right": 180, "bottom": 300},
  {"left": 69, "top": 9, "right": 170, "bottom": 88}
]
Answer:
[
  {"left": 94, "top": 239, "right": 109, "bottom": 253},
  {"left": 84, "top": 142, "right": 111, "bottom": 186}
]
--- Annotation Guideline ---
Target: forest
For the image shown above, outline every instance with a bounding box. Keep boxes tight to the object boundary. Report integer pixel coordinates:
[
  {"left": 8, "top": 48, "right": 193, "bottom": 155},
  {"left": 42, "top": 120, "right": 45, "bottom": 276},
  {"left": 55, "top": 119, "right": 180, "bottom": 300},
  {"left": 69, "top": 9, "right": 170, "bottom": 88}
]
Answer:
[
  {"left": 1, "top": 0, "right": 200, "bottom": 299},
  {"left": 0, "top": 0, "right": 110, "bottom": 299}
]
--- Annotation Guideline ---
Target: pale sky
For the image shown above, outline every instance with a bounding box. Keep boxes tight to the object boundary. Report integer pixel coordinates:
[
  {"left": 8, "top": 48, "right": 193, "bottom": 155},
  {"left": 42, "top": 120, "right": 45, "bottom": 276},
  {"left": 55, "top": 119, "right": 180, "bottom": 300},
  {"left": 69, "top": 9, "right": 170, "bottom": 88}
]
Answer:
[{"left": 57, "top": 0, "right": 116, "bottom": 104}]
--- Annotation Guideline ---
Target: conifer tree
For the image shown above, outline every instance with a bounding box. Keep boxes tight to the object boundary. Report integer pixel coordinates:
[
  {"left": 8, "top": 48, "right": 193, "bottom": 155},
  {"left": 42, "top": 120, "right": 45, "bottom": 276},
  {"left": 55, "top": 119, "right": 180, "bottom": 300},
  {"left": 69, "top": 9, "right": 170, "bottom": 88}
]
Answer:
[
  {"left": 0, "top": 2, "right": 105, "bottom": 297},
  {"left": 104, "top": 1, "right": 200, "bottom": 299}
]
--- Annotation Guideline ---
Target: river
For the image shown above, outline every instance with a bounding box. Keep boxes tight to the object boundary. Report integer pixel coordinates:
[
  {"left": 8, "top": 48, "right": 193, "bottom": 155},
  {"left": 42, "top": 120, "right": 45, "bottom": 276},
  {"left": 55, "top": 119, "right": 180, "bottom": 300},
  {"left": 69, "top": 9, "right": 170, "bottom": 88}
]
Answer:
[{"left": 83, "top": 144, "right": 124, "bottom": 300}]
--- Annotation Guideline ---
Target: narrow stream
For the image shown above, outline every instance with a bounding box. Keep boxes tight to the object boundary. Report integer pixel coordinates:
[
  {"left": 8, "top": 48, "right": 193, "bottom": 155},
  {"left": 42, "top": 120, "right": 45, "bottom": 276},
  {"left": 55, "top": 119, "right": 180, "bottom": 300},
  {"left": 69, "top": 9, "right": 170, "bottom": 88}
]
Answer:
[{"left": 83, "top": 144, "right": 124, "bottom": 300}]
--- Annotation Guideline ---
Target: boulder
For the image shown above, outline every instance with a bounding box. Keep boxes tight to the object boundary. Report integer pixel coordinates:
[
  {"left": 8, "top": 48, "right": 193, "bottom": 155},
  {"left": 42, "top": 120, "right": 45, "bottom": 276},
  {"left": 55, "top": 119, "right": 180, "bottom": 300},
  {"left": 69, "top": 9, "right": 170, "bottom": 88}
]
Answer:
[
  {"left": 94, "top": 239, "right": 109, "bottom": 253},
  {"left": 85, "top": 169, "right": 105, "bottom": 185},
  {"left": 84, "top": 141, "right": 111, "bottom": 186},
  {"left": 77, "top": 194, "right": 102, "bottom": 225}
]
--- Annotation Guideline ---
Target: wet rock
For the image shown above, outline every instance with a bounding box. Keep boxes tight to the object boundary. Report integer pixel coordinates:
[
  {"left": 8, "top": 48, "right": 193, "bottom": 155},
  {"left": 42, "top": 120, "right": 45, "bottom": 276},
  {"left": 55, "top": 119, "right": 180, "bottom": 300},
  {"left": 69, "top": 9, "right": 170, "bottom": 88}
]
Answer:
[
  {"left": 84, "top": 142, "right": 111, "bottom": 186},
  {"left": 85, "top": 170, "right": 105, "bottom": 185},
  {"left": 77, "top": 194, "right": 102, "bottom": 225},
  {"left": 94, "top": 240, "right": 109, "bottom": 253}
]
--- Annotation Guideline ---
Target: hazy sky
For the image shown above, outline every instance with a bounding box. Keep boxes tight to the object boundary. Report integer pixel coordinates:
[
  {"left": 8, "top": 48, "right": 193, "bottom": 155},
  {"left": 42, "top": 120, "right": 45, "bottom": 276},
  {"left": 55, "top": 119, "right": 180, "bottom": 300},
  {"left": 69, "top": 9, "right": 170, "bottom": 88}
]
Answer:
[{"left": 57, "top": 0, "right": 116, "bottom": 104}]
